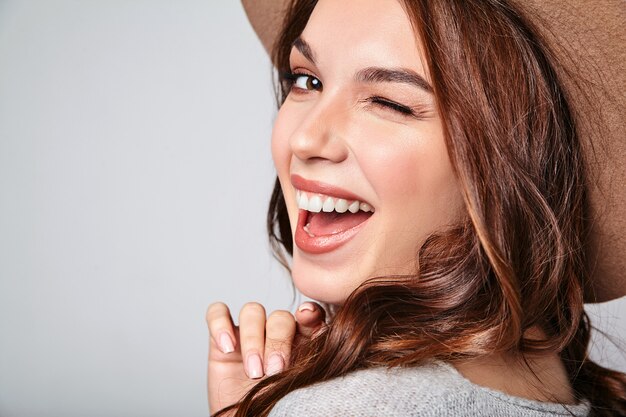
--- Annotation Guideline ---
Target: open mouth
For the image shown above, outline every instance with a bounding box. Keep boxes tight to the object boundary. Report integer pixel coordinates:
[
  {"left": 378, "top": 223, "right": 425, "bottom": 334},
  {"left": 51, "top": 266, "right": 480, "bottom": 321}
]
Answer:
[{"left": 294, "top": 190, "right": 375, "bottom": 254}]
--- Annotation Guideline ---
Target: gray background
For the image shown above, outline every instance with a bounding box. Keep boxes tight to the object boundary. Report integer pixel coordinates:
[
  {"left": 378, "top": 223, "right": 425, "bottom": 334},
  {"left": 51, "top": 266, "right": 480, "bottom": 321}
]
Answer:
[{"left": 0, "top": 1, "right": 623, "bottom": 416}]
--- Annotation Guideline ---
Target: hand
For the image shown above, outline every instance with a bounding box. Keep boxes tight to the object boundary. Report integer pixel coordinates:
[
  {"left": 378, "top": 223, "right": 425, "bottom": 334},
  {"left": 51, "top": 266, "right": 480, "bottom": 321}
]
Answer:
[{"left": 206, "top": 301, "right": 326, "bottom": 415}]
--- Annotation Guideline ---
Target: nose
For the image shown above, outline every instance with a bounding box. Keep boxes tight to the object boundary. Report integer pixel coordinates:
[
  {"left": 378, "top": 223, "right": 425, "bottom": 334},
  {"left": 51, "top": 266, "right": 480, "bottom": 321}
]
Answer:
[{"left": 288, "top": 95, "right": 350, "bottom": 164}]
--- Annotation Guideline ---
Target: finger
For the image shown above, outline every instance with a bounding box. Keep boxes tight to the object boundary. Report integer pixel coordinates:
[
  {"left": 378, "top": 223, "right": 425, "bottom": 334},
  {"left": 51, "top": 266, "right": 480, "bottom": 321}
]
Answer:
[
  {"left": 206, "top": 302, "right": 236, "bottom": 354},
  {"left": 264, "top": 310, "right": 296, "bottom": 376},
  {"left": 295, "top": 302, "right": 326, "bottom": 338},
  {"left": 238, "top": 302, "right": 267, "bottom": 379}
]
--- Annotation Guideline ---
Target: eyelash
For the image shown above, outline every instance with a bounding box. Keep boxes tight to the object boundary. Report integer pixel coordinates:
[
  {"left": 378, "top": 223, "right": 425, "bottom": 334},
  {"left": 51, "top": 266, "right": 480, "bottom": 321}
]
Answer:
[{"left": 281, "top": 71, "right": 418, "bottom": 118}]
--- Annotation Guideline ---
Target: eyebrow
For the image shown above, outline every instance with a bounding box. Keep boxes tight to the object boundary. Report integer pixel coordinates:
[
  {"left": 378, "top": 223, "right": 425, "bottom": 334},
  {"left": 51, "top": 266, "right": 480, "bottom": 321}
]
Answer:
[
  {"left": 355, "top": 67, "right": 433, "bottom": 93},
  {"left": 292, "top": 37, "right": 317, "bottom": 66},
  {"left": 291, "top": 36, "right": 433, "bottom": 93}
]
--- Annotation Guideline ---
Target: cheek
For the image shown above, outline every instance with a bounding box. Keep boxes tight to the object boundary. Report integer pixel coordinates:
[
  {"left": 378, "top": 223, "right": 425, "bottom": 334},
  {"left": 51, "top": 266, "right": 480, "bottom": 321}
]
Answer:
[
  {"left": 361, "top": 122, "right": 452, "bottom": 195},
  {"left": 358, "top": 122, "right": 463, "bottom": 230},
  {"left": 271, "top": 105, "right": 301, "bottom": 230},
  {"left": 271, "top": 108, "right": 292, "bottom": 174}
]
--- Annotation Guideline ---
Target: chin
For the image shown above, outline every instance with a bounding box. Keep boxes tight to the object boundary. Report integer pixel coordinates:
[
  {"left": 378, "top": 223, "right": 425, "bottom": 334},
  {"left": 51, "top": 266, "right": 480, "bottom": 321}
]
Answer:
[{"left": 291, "top": 255, "right": 355, "bottom": 305}]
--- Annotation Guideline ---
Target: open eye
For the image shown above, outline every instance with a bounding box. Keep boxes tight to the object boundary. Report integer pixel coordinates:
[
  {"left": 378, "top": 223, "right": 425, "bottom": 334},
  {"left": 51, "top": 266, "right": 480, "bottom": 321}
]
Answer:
[{"left": 282, "top": 72, "right": 323, "bottom": 92}]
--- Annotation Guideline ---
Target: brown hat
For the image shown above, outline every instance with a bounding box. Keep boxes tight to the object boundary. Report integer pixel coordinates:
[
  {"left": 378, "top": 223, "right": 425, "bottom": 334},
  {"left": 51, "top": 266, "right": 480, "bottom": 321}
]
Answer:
[{"left": 242, "top": 0, "right": 626, "bottom": 303}]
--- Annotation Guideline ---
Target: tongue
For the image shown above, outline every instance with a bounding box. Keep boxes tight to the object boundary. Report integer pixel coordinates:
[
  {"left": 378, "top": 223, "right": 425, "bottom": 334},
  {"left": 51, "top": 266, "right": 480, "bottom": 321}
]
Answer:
[{"left": 307, "top": 211, "right": 372, "bottom": 236}]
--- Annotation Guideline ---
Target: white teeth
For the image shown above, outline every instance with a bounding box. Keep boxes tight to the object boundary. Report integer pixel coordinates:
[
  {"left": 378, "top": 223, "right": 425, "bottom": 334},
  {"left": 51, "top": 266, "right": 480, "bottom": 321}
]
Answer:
[
  {"left": 294, "top": 189, "right": 374, "bottom": 214},
  {"left": 308, "top": 195, "right": 323, "bottom": 212},
  {"left": 348, "top": 200, "right": 360, "bottom": 213},
  {"left": 298, "top": 193, "right": 309, "bottom": 210},
  {"left": 359, "top": 202, "right": 372, "bottom": 212},
  {"left": 322, "top": 197, "right": 334, "bottom": 212},
  {"left": 335, "top": 198, "right": 348, "bottom": 213}
]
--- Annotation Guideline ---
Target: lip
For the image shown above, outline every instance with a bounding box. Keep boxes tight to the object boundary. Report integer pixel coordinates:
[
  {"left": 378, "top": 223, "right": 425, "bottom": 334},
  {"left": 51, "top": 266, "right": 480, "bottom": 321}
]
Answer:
[
  {"left": 290, "top": 174, "right": 372, "bottom": 205},
  {"left": 291, "top": 174, "right": 374, "bottom": 254},
  {"left": 295, "top": 209, "right": 372, "bottom": 254}
]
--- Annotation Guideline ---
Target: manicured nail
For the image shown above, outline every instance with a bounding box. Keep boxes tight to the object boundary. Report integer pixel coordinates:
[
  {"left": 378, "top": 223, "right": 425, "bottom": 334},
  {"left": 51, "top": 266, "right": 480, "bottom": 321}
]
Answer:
[
  {"left": 247, "top": 353, "right": 263, "bottom": 379},
  {"left": 298, "top": 302, "right": 316, "bottom": 313},
  {"left": 266, "top": 353, "right": 285, "bottom": 376},
  {"left": 219, "top": 332, "right": 234, "bottom": 354}
]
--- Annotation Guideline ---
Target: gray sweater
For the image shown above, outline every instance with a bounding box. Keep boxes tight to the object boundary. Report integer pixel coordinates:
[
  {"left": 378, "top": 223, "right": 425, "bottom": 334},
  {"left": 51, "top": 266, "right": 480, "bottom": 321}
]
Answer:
[{"left": 268, "top": 361, "right": 590, "bottom": 416}]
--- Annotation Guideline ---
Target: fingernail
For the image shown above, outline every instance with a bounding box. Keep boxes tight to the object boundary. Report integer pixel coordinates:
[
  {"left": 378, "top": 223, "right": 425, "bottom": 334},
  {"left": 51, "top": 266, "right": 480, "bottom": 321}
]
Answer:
[
  {"left": 247, "top": 353, "right": 263, "bottom": 379},
  {"left": 219, "top": 332, "right": 234, "bottom": 354},
  {"left": 298, "top": 302, "right": 316, "bottom": 313},
  {"left": 266, "top": 353, "right": 285, "bottom": 376}
]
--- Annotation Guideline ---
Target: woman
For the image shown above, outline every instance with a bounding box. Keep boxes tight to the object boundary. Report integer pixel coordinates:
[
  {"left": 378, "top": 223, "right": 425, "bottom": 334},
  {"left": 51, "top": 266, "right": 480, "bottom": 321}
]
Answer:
[{"left": 207, "top": 0, "right": 626, "bottom": 415}]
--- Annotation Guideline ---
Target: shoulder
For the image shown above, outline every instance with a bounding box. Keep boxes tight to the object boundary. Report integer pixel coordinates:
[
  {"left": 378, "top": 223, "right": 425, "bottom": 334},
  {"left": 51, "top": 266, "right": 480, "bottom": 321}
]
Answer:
[
  {"left": 267, "top": 361, "right": 591, "bottom": 417},
  {"left": 268, "top": 362, "right": 462, "bottom": 417}
]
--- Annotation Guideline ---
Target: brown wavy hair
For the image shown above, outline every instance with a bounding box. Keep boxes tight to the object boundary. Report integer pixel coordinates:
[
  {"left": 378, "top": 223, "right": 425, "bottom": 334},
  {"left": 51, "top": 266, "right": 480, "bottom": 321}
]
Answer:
[{"left": 216, "top": 0, "right": 626, "bottom": 415}]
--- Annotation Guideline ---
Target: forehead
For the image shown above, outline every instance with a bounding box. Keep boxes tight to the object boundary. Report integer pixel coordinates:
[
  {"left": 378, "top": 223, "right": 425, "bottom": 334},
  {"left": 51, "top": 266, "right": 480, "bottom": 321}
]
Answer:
[{"left": 297, "top": 0, "right": 427, "bottom": 75}]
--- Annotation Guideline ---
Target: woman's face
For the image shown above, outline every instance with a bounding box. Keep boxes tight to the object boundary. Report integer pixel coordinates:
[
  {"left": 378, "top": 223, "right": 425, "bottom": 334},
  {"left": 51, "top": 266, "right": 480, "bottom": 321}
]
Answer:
[{"left": 271, "top": 0, "right": 465, "bottom": 304}]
